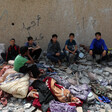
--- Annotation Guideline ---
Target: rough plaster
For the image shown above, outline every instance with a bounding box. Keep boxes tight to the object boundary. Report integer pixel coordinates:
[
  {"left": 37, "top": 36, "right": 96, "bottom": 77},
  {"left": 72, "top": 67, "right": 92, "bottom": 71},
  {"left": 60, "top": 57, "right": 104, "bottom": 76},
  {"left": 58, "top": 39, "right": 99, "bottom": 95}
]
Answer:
[{"left": 0, "top": 0, "right": 112, "bottom": 50}]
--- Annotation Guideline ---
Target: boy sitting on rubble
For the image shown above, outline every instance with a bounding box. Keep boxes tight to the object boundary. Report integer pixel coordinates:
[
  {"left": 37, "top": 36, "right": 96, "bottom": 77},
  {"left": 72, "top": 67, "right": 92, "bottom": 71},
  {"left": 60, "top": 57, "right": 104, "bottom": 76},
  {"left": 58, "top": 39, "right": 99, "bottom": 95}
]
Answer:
[
  {"left": 47, "top": 34, "right": 65, "bottom": 66},
  {"left": 89, "top": 32, "right": 108, "bottom": 63},
  {"left": 1, "top": 38, "right": 20, "bottom": 62},
  {"left": 25, "top": 36, "right": 42, "bottom": 62},
  {"left": 14, "top": 46, "right": 40, "bottom": 78},
  {"left": 63, "top": 33, "right": 79, "bottom": 65}
]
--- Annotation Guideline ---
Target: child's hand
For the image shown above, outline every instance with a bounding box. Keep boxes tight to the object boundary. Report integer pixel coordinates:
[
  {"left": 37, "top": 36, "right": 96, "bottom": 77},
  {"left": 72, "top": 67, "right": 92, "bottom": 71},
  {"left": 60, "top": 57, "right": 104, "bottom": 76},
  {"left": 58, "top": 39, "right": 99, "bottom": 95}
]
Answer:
[
  {"left": 89, "top": 50, "right": 93, "bottom": 55},
  {"left": 102, "top": 50, "right": 106, "bottom": 56}
]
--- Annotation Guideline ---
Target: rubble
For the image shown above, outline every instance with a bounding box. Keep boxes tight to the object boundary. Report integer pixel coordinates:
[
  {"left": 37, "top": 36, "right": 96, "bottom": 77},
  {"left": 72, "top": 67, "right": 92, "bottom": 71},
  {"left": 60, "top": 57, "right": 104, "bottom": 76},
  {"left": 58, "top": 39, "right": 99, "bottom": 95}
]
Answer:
[{"left": 1, "top": 46, "right": 112, "bottom": 112}]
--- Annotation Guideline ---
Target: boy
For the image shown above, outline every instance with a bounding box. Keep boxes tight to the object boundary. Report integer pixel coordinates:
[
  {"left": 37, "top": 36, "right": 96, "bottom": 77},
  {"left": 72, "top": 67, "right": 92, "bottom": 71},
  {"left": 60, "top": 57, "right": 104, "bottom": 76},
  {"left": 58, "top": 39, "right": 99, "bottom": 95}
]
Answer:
[
  {"left": 14, "top": 46, "right": 40, "bottom": 78},
  {"left": 64, "top": 33, "right": 79, "bottom": 64},
  {"left": 89, "top": 32, "right": 108, "bottom": 62},
  {"left": 1, "top": 38, "right": 20, "bottom": 62},
  {"left": 47, "top": 34, "right": 64, "bottom": 66},
  {"left": 25, "top": 36, "right": 42, "bottom": 61}
]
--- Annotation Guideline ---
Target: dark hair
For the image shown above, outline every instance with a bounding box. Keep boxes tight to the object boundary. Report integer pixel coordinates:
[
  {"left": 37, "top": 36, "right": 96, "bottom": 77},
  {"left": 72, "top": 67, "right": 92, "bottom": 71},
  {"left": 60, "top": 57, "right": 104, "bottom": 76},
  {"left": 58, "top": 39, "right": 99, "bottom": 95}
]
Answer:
[
  {"left": 20, "top": 46, "right": 28, "bottom": 55},
  {"left": 95, "top": 32, "right": 101, "bottom": 36},
  {"left": 69, "top": 33, "right": 75, "bottom": 37},
  {"left": 27, "top": 36, "right": 33, "bottom": 41},
  {"left": 10, "top": 38, "right": 15, "bottom": 41},
  {"left": 52, "top": 34, "right": 58, "bottom": 38}
]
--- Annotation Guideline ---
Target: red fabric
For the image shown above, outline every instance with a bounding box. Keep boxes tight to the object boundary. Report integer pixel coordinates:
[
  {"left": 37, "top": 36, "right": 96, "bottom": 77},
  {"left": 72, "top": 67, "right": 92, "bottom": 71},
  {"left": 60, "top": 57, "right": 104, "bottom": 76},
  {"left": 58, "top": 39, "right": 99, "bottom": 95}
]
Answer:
[
  {"left": 32, "top": 98, "right": 50, "bottom": 112},
  {"left": 33, "top": 98, "right": 41, "bottom": 109},
  {"left": 43, "top": 77, "right": 83, "bottom": 107}
]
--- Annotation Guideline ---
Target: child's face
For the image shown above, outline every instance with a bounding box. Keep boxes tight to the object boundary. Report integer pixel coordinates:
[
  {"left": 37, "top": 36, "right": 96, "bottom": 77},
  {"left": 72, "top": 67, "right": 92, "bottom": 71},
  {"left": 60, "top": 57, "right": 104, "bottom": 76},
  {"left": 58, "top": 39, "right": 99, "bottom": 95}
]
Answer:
[
  {"left": 69, "top": 36, "right": 74, "bottom": 41},
  {"left": 28, "top": 39, "right": 33, "bottom": 44},
  {"left": 96, "top": 35, "right": 101, "bottom": 40},
  {"left": 52, "top": 37, "right": 57, "bottom": 43},
  {"left": 10, "top": 40, "right": 15, "bottom": 46}
]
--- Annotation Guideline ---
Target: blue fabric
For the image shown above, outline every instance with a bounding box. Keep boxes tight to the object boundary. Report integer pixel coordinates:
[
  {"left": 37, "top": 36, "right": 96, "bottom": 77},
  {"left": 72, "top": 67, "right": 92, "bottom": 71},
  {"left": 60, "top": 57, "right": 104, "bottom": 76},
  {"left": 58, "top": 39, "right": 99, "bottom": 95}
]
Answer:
[
  {"left": 64, "top": 39, "right": 76, "bottom": 51},
  {"left": 90, "top": 38, "right": 108, "bottom": 51},
  {"left": 25, "top": 42, "right": 36, "bottom": 48}
]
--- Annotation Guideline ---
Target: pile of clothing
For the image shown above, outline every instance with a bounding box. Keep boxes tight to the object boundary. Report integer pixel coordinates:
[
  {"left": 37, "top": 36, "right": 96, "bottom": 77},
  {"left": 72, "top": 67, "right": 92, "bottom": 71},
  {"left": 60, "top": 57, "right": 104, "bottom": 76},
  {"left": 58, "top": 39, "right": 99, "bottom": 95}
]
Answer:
[
  {"left": 0, "top": 65, "right": 30, "bottom": 106},
  {"left": 27, "top": 74, "right": 91, "bottom": 112}
]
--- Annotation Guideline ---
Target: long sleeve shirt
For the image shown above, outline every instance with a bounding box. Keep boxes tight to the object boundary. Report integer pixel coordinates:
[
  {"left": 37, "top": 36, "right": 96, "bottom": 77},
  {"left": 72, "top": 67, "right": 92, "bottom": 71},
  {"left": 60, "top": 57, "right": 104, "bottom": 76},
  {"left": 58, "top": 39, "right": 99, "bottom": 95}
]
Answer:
[{"left": 90, "top": 38, "right": 108, "bottom": 51}]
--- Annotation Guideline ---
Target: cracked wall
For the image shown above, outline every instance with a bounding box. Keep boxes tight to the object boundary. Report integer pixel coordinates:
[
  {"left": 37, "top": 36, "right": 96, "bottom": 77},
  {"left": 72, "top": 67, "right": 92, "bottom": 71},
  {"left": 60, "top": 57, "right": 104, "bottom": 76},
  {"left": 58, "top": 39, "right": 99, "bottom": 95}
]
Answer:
[{"left": 0, "top": 0, "right": 112, "bottom": 49}]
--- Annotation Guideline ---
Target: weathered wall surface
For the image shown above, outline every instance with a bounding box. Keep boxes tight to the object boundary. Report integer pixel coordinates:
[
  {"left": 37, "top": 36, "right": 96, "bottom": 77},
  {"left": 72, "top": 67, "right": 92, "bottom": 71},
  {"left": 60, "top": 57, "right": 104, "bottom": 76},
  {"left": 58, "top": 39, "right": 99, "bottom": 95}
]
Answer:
[{"left": 0, "top": 0, "right": 112, "bottom": 50}]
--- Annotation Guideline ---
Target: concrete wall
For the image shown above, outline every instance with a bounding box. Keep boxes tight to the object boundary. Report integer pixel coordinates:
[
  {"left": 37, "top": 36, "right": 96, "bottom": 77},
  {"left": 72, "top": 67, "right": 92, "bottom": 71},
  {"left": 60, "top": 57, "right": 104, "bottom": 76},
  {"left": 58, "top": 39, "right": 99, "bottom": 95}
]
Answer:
[{"left": 0, "top": 0, "right": 112, "bottom": 50}]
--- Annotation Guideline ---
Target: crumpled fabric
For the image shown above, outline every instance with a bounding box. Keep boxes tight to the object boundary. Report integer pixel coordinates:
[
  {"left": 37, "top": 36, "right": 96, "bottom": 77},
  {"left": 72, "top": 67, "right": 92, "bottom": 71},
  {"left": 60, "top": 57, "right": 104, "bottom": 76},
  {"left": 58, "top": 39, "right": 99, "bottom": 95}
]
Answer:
[
  {"left": 31, "top": 80, "right": 54, "bottom": 112},
  {"left": 0, "top": 75, "right": 29, "bottom": 98},
  {"left": 43, "top": 77, "right": 83, "bottom": 106},
  {"left": 2, "top": 73, "right": 24, "bottom": 84},
  {"left": 69, "top": 84, "right": 90, "bottom": 101},
  {"left": 0, "top": 69, "right": 17, "bottom": 83},
  {"left": 50, "top": 75, "right": 71, "bottom": 89},
  {"left": 0, "top": 65, "right": 13, "bottom": 77},
  {"left": 50, "top": 100, "right": 77, "bottom": 112}
]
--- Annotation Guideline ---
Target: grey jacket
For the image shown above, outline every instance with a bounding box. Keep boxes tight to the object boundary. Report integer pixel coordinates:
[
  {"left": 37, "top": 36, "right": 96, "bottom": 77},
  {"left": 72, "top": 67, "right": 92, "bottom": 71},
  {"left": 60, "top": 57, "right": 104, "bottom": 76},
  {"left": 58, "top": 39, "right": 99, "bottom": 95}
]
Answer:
[{"left": 47, "top": 40, "right": 61, "bottom": 55}]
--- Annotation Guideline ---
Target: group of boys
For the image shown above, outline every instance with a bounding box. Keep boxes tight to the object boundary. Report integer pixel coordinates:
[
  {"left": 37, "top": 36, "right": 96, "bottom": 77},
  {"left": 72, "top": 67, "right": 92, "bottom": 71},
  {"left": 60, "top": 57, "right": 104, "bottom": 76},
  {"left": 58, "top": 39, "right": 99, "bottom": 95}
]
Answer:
[{"left": 1, "top": 32, "right": 108, "bottom": 78}]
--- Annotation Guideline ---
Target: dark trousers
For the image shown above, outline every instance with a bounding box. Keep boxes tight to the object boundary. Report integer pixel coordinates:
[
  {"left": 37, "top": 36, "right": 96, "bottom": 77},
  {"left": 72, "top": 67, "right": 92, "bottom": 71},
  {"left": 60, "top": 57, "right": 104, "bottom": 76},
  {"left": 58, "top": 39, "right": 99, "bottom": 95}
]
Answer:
[
  {"left": 19, "top": 64, "right": 40, "bottom": 78},
  {"left": 1, "top": 52, "right": 15, "bottom": 62},
  {"left": 47, "top": 53, "right": 65, "bottom": 63},
  {"left": 92, "top": 49, "right": 108, "bottom": 61},
  {"left": 30, "top": 48, "right": 42, "bottom": 60},
  {"left": 64, "top": 50, "right": 79, "bottom": 63}
]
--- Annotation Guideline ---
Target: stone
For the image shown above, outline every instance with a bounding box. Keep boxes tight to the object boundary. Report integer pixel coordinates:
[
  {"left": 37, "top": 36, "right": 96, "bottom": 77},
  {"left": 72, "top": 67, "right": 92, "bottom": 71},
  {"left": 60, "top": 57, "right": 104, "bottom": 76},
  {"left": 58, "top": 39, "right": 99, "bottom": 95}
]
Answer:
[
  {"left": 79, "top": 77, "right": 90, "bottom": 84},
  {"left": 24, "top": 103, "right": 32, "bottom": 109},
  {"left": 70, "top": 64, "right": 78, "bottom": 71},
  {"left": 93, "top": 68, "right": 103, "bottom": 74},
  {"left": 2, "top": 110, "right": 8, "bottom": 112},
  {"left": 103, "top": 72, "right": 110, "bottom": 77},
  {"left": 10, "top": 97, "right": 17, "bottom": 101},
  {"left": 104, "top": 67, "right": 112, "bottom": 73},
  {"left": 16, "top": 108, "right": 25, "bottom": 112},
  {"left": 105, "top": 104, "right": 111, "bottom": 110},
  {"left": 78, "top": 59, "right": 87, "bottom": 63},
  {"left": 0, "top": 105, "right": 3, "bottom": 110},
  {"left": 108, "top": 61, "right": 112, "bottom": 66},
  {"left": 86, "top": 55, "right": 93, "bottom": 61},
  {"left": 95, "top": 55, "right": 101, "bottom": 60},
  {"left": 65, "top": 68, "right": 72, "bottom": 74},
  {"left": 25, "top": 106, "right": 36, "bottom": 112}
]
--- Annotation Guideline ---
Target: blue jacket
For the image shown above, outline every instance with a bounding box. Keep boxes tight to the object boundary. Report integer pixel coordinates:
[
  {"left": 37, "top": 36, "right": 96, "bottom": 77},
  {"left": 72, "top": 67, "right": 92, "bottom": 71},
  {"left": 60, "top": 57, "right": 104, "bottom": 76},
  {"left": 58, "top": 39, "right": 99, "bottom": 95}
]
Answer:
[{"left": 90, "top": 38, "right": 108, "bottom": 51}]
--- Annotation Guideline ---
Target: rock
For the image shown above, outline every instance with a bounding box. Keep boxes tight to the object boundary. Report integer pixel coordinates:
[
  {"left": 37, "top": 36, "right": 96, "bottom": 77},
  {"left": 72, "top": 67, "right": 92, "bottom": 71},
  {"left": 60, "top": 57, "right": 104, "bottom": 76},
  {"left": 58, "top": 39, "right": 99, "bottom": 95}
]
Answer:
[
  {"left": 108, "top": 61, "right": 112, "bottom": 66},
  {"left": 86, "top": 55, "right": 93, "bottom": 61},
  {"left": 78, "top": 65, "right": 86, "bottom": 71},
  {"left": 93, "top": 68, "right": 103, "bottom": 74},
  {"left": 24, "top": 103, "right": 32, "bottom": 109},
  {"left": 103, "top": 72, "right": 110, "bottom": 77},
  {"left": 95, "top": 55, "right": 101, "bottom": 60},
  {"left": 25, "top": 106, "right": 36, "bottom": 112},
  {"left": 78, "top": 59, "right": 87, "bottom": 63},
  {"left": 10, "top": 97, "right": 17, "bottom": 101},
  {"left": 0, "top": 104, "right": 3, "bottom": 110},
  {"left": 2, "top": 110, "right": 8, "bottom": 112},
  {"left": 96, "top": 75, "right": 104, "bottom": 81},
  {"left": 104, "top": 67, "right": 112, "bottom": 73},
  {"left": 105, "top": 104, "right": 111, "bottom": 110},
  {"left": 16, "top": 108, "right": 25, "bottom": 112},
  {"left": 70, "top": 64, "right": 78, "bottom": 71},
  {"left": 65, "top": 68, "right": 72, "bottom": 74},
  {"left": 79, "top": 77, "right": 90, "bottom": 84}
]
